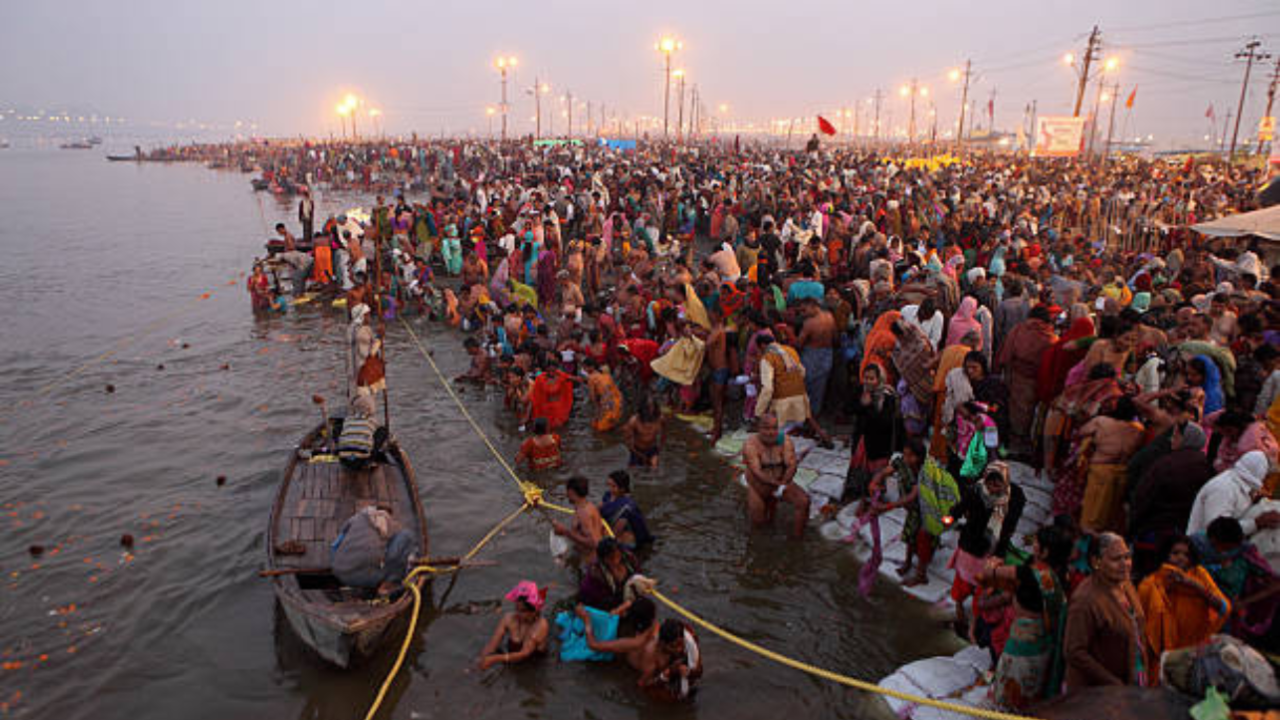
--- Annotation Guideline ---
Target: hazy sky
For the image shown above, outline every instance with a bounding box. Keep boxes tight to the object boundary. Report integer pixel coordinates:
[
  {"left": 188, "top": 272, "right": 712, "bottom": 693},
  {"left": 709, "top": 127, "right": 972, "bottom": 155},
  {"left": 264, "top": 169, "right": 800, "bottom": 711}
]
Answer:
[{"left": 3, "top": 0, "right": 1279, "bottom": 147}]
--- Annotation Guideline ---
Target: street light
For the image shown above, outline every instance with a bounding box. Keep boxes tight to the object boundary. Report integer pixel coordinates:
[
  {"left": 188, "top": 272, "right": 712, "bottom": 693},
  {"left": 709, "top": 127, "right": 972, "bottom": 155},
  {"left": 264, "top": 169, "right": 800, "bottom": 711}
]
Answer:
[
  {"left": 369, "top": 108, "right": 382, "bottom": 138},
  {"left": 335, "top": 103, "right": 350, "bottom": 139},
  {"left": 673, "top": 69, "right": 687, "bottom": 140},
  {"left": 485, "top": 106, "right": 496, "bottom": 138},
  {"left": 494, "top": 55, "right": 518, "bottom": 141},
  {"left": 655, "top": 35, "right": 683, "bottom": 137}
]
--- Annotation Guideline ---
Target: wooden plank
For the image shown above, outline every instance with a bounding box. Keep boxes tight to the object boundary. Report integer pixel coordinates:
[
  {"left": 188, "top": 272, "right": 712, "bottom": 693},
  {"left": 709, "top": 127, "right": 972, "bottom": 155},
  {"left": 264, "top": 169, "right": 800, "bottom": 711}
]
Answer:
[{"left": 297, "top": 518, "right": 316, "bottom": 541}]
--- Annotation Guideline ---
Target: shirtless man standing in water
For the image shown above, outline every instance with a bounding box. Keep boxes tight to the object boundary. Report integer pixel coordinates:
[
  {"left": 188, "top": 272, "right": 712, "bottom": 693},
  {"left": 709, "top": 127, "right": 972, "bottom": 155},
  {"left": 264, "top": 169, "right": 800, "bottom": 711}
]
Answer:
[
  {"left": 623, "top": 396, "right": 665, "bottom": 468},
  {"left": 704, "top": 311, "right": 729, "bottom": 442},
  {"left": 741, "top": 413, "right": 808, "bottom": 538}
]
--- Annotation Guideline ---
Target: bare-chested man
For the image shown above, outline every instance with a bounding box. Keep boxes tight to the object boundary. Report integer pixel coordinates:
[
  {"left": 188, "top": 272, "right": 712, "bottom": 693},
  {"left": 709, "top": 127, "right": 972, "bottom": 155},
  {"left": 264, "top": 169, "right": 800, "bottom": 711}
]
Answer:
[
  {"left": 705, "top": 310, "right": 729, "bottom": 441},
  {"left": 552, "top": 475, "right": 606, "bottom": 562},
  {"left": 623, "top": 395, "right": 665, "bottom": 468},
  {"left": 1077, "top": 396, "right": 1146, "bottom": 534},
  {"left": 741, "top": 413, "right": 809, "bottom": 538},
  {"left": 796, "top": 297, "right": 837, "bottom": 416},
  {"left": 577, "top": 601, "right": 702, "bottom": 702}
]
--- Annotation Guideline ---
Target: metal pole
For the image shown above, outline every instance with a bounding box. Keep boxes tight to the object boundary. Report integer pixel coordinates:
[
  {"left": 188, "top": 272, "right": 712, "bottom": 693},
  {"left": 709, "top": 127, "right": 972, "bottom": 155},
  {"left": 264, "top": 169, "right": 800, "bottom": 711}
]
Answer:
[
  {"left": 663, "top": 53, "right": 671, "bottom": 137},
  {"left": 908, "top": 78, "right": 917, "bottom": 143},
  {"left": 1103, "top": 81, "right": 1119, "bottom": 167},
  {"left": 956, "top": 59, "right": 971, "bottom": 155},
  {"left": 1256, "top": 57, "right": 1279, "bottom": 154},
  {"left": 677, "top": 74, "right": 686, "bottom": 140},
  {"left": 1230, "top": 39, "right": 1268, "bottom": 161},
  {"left": 873, "top": 89, "right": 882, "bottom": 145},
  {"left": 535, "top": 77, "right": 541, "bottom": 140},
  {"left": 500, "top": 67, "right": 509, "bottom": 142},
  {"left": 1073, "top": 25, "right": 1099, "bottom": 117}
]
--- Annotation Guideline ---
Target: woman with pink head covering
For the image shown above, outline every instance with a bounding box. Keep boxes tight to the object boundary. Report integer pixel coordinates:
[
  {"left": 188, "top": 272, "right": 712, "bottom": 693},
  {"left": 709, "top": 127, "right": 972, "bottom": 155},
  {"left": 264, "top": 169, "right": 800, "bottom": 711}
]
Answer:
[
  {"left": 947, "top": 296, "right": 984, "bottom": 350},
  {"left": 478, "top": 581, "right": 550, "bottom": 670}
]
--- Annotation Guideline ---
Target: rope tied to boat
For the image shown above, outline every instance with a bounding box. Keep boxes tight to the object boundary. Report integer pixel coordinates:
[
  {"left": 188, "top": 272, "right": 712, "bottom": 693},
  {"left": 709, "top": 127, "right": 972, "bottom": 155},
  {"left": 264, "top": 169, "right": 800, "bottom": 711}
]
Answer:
[{"left": 380, "top": 317, "right": 1044, "bottom": 720}]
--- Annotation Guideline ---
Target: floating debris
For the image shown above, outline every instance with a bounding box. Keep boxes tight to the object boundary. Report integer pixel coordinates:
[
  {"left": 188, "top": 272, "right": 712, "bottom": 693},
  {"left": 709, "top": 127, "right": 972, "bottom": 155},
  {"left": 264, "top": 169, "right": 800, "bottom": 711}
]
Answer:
[
  {"left": 215, "top": 475, "right": 226, "bottom": 487},
  {"left": 105, "top": 384, "right": 115, "bottom": 394},
  {"left": 119, "top": 534, "right": 134, "bottom": 549},
  {"left": 27, "top": 545, "right": 43, "bottom": 557},
  {"left": 156, "top": 364, "right": 165, "bottom": 371}
]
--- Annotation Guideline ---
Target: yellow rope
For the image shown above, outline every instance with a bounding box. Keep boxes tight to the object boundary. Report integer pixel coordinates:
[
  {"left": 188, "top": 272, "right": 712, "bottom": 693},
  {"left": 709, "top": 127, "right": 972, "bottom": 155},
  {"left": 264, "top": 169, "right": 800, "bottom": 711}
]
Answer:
[
  {"left": 394, "top": 316, "right": 1042, "bottom": 720},
  {"left": 363, "top": 500, "right": 533, "bottom": 720}
]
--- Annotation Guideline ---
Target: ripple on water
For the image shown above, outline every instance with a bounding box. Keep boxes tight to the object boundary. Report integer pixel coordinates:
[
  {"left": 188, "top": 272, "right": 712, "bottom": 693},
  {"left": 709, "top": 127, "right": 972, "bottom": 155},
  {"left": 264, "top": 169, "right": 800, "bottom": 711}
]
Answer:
[{"left": 0, "top": 153, "right": 958, "bottom": 720}]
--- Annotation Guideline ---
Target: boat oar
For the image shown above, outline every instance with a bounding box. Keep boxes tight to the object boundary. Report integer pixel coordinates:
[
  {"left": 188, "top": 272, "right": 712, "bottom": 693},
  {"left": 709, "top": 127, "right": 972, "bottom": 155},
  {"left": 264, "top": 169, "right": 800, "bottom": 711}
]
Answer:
[
  {"left": 312, "top": 394, "right": 331, "bottom": 451},
  {"left": 258, "top": 558, "right": 497, "bottom": 577}
]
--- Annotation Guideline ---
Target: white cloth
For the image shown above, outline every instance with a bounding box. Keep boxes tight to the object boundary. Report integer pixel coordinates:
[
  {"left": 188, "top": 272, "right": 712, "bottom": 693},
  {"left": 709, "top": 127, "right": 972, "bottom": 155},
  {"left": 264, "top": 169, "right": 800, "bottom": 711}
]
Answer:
[
  {"left": 901, "top": 304, "right": 943, "bottom": 350},
  {"left": 1186, "top": 451, "right": 1270, "bottom": 536},
  {"left": 1240, "top": 498, "right": 1280, "bottom": 571}
]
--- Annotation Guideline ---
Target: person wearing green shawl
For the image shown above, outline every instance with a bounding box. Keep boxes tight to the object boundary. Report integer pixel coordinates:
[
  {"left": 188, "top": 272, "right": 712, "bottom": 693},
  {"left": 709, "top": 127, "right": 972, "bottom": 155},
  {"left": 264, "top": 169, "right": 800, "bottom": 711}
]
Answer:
[
  {"left": 903, "top": 449, "right": 961, "bottom": 587},
  {"left": 1130, "top": 292, "right": 1151, "bottom": 314}
]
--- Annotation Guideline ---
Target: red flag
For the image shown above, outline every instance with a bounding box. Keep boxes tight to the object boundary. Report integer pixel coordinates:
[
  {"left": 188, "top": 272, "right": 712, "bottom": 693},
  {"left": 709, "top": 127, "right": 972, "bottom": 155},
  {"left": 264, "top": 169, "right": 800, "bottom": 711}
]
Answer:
[
  {"left": 817, "top": 115, "right": 837, "bottom": 136},
  {"left": 1205, "top": 104, "right": 1215, "bottom": 119},
  {"left": 987, "top": 98, "right": 994, "bottom": 121},
  {"left": 1125, "top": 86, "right": 1137, "bottom": 109}
]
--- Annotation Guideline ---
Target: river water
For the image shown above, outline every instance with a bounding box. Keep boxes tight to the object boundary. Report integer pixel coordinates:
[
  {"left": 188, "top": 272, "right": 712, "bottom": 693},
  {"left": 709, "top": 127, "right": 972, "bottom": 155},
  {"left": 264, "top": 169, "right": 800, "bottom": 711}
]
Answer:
[{"left": 0, "top": 149, "right": 962, "bottom": 720}]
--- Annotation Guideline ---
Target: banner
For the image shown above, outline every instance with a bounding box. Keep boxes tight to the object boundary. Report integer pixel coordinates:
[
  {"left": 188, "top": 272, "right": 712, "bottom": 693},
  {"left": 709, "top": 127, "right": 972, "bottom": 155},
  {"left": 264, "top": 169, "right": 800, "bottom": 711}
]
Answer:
[
  {"left": 1259, "top": 116, "right": 1275, "bottom": 142},
  {"left": 1032, "top": 116, "right": 1086, "bottom": 158}
]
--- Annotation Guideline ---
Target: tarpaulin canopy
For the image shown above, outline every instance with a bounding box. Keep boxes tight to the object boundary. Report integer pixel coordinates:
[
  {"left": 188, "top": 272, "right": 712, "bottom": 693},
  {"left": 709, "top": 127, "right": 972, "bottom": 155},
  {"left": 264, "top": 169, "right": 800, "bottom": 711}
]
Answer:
[{"left": 1192, "top": 205, "right": 1280, "bottom": 241}]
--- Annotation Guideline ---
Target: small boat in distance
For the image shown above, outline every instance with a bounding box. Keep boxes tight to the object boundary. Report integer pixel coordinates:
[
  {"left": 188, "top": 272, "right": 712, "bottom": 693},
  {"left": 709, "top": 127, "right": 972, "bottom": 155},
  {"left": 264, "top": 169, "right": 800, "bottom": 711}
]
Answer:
[
  {"left": 61, "top": 140, "right": 93, "bottom": 150},
  {"left": 88, "top": 135, "right": 103, "bottom": 145},
  {"left": 266, "top": 421, "right": 428, "bottom": 667}
]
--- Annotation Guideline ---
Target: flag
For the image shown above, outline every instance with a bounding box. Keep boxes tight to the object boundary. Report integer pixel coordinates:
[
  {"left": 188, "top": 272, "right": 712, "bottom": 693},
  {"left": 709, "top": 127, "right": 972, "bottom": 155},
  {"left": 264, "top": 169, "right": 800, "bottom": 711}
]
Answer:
[
  {"left": 817, "top": 115, "right": 837, "bottom": 136},
  {"left": 1125, "top": 86, "right": 1137, "bottom": 109},
  {"left": 987, "top": 98, "right": 994, "bottom": 121},
  {"left": 1206, "top": 104, "right": 1215, "bottom": 120}
]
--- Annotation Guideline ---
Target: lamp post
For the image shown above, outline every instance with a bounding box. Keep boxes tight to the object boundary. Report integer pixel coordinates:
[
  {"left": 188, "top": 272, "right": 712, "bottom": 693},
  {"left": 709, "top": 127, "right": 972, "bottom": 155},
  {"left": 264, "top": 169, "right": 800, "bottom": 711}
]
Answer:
[
  {"left": 1086, "top": 57, "right": 1120, "bottom": 157},
  {"left": 336, "top": 104, "right": 349, "bottom": 139},
  {"left": 342, "top": 93, "right": 359, "bottom": 139},
  {"left": 950, "top": 61, "right": 971, "bottom": 154},
  {"left": 656, "top": 36, "right": 682, "bottom": 137},
  {"left": 369, "top": 108, "right": 382, "bottom": 138},
  {"left": 673, "top": 69, "right": 686, "bottom": 140},
  {"left": 485, "top": 106, "right": 496, "bottom": 138},
  {"left": 494, "top": 55, "right": 518, "bottom": 141},
  {"left": 899, "top": 80, "right": 927, "bottom": 145}
]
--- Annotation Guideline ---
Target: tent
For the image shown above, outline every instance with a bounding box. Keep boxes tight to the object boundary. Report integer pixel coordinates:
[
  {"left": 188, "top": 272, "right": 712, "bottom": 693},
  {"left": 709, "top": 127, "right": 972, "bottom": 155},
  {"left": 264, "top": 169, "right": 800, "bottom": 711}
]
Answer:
[{"left": 1192, "top": 205, "right": 1280, "bottom": 241}]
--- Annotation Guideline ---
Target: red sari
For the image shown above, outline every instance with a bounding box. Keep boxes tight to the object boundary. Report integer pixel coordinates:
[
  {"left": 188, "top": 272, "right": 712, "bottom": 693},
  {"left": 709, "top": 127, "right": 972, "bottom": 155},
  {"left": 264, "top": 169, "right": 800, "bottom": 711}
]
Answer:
[{"left": 528, "top": 370, "right": 574, "bottom": 429}]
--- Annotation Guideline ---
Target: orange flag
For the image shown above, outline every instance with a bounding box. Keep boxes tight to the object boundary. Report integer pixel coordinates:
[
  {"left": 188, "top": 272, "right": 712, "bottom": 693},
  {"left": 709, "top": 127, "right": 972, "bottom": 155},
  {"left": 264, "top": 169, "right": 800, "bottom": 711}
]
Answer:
[{"left": 1125, "top": 86, "right": 1137, "bottom": 109}]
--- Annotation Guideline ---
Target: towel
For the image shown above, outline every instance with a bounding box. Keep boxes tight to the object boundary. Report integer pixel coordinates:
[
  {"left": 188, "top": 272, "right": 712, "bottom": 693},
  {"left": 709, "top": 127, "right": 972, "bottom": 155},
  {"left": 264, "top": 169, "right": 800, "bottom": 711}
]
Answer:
[{"left": 554, "top": 607, "right": 620, "bottom": 662}]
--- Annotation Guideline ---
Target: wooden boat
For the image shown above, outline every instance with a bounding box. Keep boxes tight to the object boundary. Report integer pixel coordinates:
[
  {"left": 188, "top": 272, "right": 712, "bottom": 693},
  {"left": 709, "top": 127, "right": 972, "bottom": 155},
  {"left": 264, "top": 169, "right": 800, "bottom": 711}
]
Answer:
[
  {"left": 266, "top": 422, "right": 429, "bottom": 667},
  {"left": 60, "top": 141, "right": 93, "bottom": 150},
  {"left": 106, "top": 155, "right": 140, "bottom": 161}
]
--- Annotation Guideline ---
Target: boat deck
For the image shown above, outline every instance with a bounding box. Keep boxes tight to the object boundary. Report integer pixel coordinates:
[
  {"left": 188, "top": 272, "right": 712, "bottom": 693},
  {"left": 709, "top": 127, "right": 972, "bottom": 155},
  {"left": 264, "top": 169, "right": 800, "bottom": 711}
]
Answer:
[{"left": 275, "top": 456, "right": 417, "bottom": 574}]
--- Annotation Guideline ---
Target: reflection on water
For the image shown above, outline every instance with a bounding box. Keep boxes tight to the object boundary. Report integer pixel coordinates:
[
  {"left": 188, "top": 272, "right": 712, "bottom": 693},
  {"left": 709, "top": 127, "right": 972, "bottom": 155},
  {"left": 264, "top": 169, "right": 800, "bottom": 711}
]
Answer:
[{"left": 0, "top": 151, "right": 961, "bottom": 720}]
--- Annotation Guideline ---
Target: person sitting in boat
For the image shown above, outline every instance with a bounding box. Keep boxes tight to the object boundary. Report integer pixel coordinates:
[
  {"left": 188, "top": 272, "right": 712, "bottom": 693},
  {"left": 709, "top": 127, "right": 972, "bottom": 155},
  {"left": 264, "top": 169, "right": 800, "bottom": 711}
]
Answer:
[
  {"left": 336, "top": 391, "right": 386, "bottom": 469},
  {"left": 330, "top": 504, "right": 414, "bottom": 597},
  {"left": 477, "top": 581, "right": 550, "bottom": 670}
]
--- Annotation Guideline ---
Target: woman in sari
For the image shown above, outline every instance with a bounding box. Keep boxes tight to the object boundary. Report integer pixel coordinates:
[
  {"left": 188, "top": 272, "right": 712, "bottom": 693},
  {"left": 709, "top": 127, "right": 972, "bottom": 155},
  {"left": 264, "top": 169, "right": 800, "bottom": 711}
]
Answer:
[
  {"left": 1137, "top": 535, "right": 1229, "bottom": 676},
  {"left": 1037, "top": 316, "right": 1094, "bottom": 406},
  {"left": 1191, "top": 517, "right": 1278, "bottom": 644},
  {"left": 1186, "top": 355, "right": 1225, "bottom": 417},
  {"left": 860, "top": 310, "right": 901, "bottom": 385},
  {"left": 1046, "top": 364, "right": 1124, "bottom": 517},
  {"left": 947, "top": 296, "right": 983, "bottom": 350},
  {"left": 930, "top": 332, "right": 980, "bottom": 459}
]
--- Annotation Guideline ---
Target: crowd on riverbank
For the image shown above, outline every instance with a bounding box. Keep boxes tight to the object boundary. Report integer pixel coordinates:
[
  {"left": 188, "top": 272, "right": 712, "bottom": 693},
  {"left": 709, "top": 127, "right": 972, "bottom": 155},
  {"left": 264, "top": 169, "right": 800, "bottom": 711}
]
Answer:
[{"left": 237, "top": 136, "right": 1280, "bottom": 712}]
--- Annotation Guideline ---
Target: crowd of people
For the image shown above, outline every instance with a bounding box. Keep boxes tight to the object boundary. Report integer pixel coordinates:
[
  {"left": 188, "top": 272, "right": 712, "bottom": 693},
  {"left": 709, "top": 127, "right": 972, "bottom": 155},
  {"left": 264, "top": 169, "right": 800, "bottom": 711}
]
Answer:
[{"left": 231, "top": 134, "right": 1280, "bottom": 710}]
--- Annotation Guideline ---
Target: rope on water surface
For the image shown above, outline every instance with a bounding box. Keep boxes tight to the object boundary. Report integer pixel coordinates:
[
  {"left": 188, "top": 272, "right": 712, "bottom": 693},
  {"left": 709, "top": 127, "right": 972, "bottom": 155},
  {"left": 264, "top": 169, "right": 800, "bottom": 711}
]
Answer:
[
  {"left": 364, "top": 500, "right": 534, "bottom": 720},
  {"left": 392, "top": 316, "right": 1043, "bottom": 720}
]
